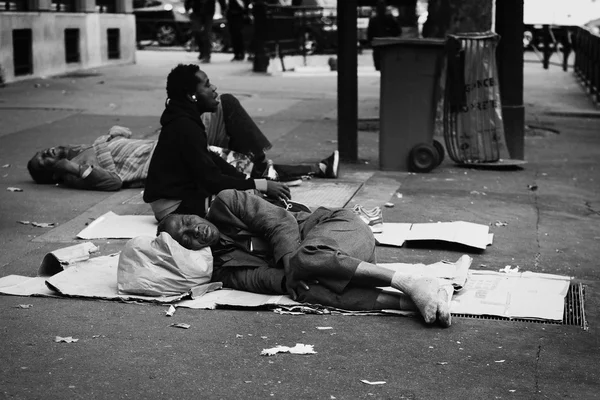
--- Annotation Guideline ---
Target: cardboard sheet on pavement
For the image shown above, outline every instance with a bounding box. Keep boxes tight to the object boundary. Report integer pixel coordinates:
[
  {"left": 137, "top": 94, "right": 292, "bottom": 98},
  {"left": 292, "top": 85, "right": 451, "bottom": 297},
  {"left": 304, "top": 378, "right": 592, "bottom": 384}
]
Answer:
[
  {"left": 374, "top": 221, "right": 494, "bottom": 250},
  {"left": 0, "top": 244, "right": 570, "bottom": 321},
  {"left": 76, "top": 211, "right": 157, "bottom": 239}
]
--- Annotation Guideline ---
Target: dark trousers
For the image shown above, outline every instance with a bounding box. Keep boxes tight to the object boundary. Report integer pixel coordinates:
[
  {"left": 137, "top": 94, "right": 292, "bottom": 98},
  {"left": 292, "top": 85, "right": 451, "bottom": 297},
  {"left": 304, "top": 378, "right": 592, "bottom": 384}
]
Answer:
[
  {"left": 191, "top": 12, "right": 213, "bottom": 59},
  {"left": 220, "top": 94, "right": 316, "bottom": 179},
  {"left": 227, "top": 12, "right": 245, "bottom": 59}
]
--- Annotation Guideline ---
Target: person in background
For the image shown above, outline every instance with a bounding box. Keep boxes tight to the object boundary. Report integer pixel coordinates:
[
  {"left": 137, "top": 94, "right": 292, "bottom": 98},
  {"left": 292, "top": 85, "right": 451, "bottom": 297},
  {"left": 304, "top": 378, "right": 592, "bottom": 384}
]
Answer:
[
  {"left": 27, "top": 94, "right": 339, "bottom": 192},
  {"left": 185, "top": 0, "right": 217, "bottom": 63},
  {"left": 367, "top": 0, "right": 402, "bottom": 71},
  {"left": 222, "top": 0, "right": 250, "bottom": 61}
]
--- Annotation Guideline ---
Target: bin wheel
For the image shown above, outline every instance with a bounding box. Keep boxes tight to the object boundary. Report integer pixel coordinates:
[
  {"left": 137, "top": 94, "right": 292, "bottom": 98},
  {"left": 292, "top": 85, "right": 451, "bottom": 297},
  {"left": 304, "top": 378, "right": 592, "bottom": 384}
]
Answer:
[
  {"left": 409, "top": 143, "right": 439, "bottom": 173},
  {"left": 433, "top": 139, "right": 445, "bottom": 166}
]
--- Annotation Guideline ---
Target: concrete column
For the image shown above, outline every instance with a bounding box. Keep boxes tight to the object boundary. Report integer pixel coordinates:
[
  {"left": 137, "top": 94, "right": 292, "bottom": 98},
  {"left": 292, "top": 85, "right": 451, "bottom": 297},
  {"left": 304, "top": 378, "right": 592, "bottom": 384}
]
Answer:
[
  {"left": 337, "top": 0, "right": 358, "bottom": 162},
  {"left": 116, "top": 0, "right": 132, "bottom": 14},
  {"left": 495, "top": 0, "right": 525, "bottom": 160},
  {"left": 31, "top": 0, "right": 52, "bottom": 11},
  {"left": 77, "top": 0, "right": 97, "bottom": 13}
]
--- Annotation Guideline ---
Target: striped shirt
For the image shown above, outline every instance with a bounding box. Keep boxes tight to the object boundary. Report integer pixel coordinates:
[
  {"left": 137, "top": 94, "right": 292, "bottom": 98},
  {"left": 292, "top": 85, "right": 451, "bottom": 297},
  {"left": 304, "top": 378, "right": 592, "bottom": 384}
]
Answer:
[{"left": 92, "top": 127, "right": 157, "bottom": 183}]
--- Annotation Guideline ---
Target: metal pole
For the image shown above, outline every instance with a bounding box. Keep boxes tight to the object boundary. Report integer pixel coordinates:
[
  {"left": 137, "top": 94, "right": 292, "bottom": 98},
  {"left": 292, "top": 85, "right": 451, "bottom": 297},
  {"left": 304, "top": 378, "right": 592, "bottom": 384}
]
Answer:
[
  {"left": 495, "top": 0, "right": 524, "bottom": 160},
  {"left": 337, "top": 0, "right": 358, "bottom": 162}
]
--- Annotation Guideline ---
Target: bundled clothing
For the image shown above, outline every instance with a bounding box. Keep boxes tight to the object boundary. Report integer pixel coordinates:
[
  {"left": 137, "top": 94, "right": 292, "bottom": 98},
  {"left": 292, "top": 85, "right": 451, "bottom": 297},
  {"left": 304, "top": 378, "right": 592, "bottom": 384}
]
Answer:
[{"left": 205, "top": 189, "right": 383, "bottom": 311}]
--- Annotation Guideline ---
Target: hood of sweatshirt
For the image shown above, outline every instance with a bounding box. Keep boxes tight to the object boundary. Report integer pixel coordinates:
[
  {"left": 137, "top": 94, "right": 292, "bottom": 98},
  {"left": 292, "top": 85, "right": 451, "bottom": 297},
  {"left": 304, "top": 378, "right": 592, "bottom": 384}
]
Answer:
[{"left": 160, "top": 98, "right": 204, "bottom": 127}]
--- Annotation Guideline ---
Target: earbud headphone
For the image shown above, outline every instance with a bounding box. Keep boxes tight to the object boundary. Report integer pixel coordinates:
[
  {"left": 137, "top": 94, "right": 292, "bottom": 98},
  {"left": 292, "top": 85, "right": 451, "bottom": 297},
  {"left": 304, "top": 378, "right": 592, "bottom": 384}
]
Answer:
[{"left": 190, "top": 94, "right": 197, "bottom": 102}]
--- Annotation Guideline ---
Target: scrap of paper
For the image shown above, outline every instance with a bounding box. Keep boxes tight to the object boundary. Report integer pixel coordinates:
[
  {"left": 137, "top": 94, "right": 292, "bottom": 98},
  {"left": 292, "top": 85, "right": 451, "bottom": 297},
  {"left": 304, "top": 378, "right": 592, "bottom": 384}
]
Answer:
[
  {"left": 14, "top": 304, "right": 33, "bottom": 309},
  {"left": 55, "top": 336, "right": 79, "bottom": 343},
  {"left": 261, "top": 344, "right": 316, "bottom": 356},
  {"left": 169, "top": 323, "right": 190, "bottom": 329},
  {"left": 360, "top": 380, "right": 386, "bottom": 385},
  {"left": 165, "top": 305, "right": 176, "bottom": 317},
  {"left": 7, "top": 187, "right": 23, "bottom": 192}
]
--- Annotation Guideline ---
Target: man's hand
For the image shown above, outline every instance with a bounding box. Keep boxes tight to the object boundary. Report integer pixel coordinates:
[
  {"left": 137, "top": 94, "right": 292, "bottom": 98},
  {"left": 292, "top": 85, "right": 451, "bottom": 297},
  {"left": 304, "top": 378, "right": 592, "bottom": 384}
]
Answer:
[
  {"left": 52, "top": 159, "right": 80, "bottom": 176},
  {"left": 266, "top": 181, "right": 291, "bottom": 201},
  {"left": 107, "top": 126, "right": 132, "bottom": 140},
  {"left": 281, "top": 253, "right": 313, "bottom": 300}
]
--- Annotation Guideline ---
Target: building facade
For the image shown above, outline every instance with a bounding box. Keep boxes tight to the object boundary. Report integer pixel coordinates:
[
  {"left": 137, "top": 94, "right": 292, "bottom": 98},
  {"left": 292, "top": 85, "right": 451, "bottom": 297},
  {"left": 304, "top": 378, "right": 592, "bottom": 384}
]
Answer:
[{"left": 1, "top": 0, "right": 135, "bottom": 84}]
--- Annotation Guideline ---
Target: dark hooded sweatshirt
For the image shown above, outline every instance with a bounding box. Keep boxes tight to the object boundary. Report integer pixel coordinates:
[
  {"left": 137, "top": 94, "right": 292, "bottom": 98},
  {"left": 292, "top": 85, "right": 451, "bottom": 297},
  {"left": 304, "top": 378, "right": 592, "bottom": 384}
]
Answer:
[{"left": 143, "top": 99, "right": 256, "bottom": 209}]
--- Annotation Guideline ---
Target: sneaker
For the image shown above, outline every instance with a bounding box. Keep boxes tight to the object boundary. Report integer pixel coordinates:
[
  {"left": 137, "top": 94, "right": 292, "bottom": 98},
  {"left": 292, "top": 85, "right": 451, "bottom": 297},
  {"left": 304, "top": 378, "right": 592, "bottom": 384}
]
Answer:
[
  {"left": 352, "top": 204, "right": 383, "bottom": 233},
  {"left": 319, "top": 150, "right": 339, "bottom": 179}
]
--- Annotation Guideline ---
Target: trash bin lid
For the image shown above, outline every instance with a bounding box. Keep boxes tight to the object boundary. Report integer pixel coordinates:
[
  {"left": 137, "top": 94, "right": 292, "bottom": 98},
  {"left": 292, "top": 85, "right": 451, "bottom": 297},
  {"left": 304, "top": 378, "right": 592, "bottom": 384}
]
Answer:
[{"left": 371, "top": 37, "right": 445, "bottom": 48}]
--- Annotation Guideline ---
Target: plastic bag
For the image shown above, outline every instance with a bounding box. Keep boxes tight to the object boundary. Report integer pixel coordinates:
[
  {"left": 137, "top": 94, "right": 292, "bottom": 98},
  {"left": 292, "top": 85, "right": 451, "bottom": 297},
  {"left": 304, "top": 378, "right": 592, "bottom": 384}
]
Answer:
[
  {"left": 117, "top": 232, "right": 213, "bottom": 296},
  {"left": 444, "top": 32, "right": 510, "bottom": 163}
]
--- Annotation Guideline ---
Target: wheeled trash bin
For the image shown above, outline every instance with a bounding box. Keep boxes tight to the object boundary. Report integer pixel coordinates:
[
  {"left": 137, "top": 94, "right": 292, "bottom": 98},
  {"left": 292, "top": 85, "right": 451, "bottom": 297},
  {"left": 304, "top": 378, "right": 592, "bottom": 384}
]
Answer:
[{"left": 372, "top": 37, "right": 445, "bottom": 172}]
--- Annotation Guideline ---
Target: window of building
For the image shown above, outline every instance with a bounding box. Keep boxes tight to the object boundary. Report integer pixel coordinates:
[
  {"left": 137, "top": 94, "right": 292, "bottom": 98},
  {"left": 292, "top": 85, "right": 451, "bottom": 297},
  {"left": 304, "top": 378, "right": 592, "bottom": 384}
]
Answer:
[
  {"left": 51, "top": 0, "right": 76, "bottom": 12},
  {"left": 96, "top": 0, "right": 116, "bottom": 13},
  {"left": 13, "top": 29, "right": 33, "bottom": 76},
  {"left": 1, "top": 0, "right": 28, "bottom": 11},
  {"left": 107, "top": 28, "right": 120, "bottom": 59},
  {"left": 65, "top": 29, "right": 81, "bottom": 63}
]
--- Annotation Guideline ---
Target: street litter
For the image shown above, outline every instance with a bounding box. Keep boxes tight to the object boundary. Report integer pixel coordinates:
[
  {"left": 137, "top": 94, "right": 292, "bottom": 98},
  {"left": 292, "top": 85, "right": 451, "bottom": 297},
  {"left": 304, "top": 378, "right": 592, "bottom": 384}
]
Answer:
[
  {"left": 499, "top": 265, "right": 519, "bottom": 273},
  {"left": 18, "top": 220, "right": 57, "bottom": 228},
  {"left": 55, "top": 336, "right": 78, "bottom": 343},
  {"left": 2, "top": 164, "right": 10, "bottom": 168},
  {"left": 527, "top": 184, "right": 538, "bottom": 191},
  {"left": 493, "top": 221, "right": 508, "bottom": 227},
  {"left": 236, "top": 334, "right": 243, "bottom": 338},
  {"left": 14, "top": 304, "right": 33, "bottom": 309},
  {"left": 31, "top": 222, "right": 56, "bottom": 228},
  {"left": 384, "top": 202, "right": 394, "bottom": 208},
  {"left": 165, "top": 305, "right": 176, "bottom": 317},
  {"left": 316, "top": 326, "right": 333, "bottom": 330},
  {"left": 7, "top": 187, "right": 23, "bottom": 192},
  {"left": 495, "top": 360, "right": 505, "bottom": 363},
  {"left": 169, "top": 323, "right": 190, "bottom": 329},
  {"left": 360, "top": 380, "right": 386, "bottom": 385},
  {"left": 395, "top": 193, "right": 403, "bottom": 199},
  {"left": 436, "top": 362, "right": 448, "bottom": 365},
  {"left": 261, "top": 344, "right": 316, "bottom": 356}
]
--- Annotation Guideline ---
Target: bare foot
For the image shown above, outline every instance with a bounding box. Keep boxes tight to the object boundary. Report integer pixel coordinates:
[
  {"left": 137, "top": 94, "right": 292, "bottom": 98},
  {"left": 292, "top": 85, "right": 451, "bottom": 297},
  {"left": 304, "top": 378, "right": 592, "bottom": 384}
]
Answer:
[{"left": 391, "top": 274, "right": 452, "bottom": 327}]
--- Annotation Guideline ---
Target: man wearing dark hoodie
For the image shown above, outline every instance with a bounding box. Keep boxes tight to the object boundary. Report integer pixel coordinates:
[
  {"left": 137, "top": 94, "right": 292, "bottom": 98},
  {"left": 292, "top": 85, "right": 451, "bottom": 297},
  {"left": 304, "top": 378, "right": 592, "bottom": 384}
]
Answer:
[{"left": 143, "top": 64, "right": 292, "bottom": 221}]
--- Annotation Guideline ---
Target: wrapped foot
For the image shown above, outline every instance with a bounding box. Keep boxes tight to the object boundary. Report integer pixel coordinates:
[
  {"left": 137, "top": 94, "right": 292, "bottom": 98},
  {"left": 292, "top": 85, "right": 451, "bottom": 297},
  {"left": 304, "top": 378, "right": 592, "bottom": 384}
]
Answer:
[{"left": 391, "top": 274, "right": 452, "bottom": 327}]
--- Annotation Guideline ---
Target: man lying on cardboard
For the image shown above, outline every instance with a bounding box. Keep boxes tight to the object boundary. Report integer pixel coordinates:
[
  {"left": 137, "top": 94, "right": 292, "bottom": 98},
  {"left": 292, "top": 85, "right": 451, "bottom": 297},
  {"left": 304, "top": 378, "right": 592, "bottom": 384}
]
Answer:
[{"left": 118, "top": 189, "right": 472, "bottom": 327}]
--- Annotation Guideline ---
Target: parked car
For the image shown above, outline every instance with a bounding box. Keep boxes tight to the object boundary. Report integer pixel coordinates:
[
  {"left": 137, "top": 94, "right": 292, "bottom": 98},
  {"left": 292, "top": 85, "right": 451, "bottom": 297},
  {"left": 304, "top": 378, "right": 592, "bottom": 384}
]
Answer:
[{"left": 133, "top": 0, "right": 191, "bottom": 46}]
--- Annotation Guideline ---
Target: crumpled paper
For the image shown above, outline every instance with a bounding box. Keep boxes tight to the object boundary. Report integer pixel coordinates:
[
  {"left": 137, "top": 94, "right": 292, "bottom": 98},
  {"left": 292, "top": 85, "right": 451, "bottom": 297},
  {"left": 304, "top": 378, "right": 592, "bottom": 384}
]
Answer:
[{"left": 261, "top": 344, "right": 316, "bottom": 356}]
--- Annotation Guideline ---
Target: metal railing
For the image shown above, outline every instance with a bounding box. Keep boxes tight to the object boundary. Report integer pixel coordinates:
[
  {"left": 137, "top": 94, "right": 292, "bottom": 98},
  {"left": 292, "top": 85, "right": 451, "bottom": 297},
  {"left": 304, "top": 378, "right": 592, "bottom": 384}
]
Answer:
[{"left": 573, "top": 25, "right": 600, "bottom": 105}]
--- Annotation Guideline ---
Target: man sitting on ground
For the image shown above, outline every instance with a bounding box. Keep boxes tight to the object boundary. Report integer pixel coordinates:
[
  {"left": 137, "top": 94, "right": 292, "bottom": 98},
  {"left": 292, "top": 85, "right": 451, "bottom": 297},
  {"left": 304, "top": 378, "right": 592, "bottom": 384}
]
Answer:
[
  {"left": 156, "top": 189, "right": 470, "bottom": 327},
  {"left": 27, "top": 93, "right": 338, "bottom": 192}
]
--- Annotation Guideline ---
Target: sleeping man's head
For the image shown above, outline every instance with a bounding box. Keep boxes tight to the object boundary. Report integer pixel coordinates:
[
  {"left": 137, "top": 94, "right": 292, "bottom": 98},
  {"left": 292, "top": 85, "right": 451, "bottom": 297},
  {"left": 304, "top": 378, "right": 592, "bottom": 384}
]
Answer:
[{"left": 157, "top": 214, "right": 220, "bottom": 250}]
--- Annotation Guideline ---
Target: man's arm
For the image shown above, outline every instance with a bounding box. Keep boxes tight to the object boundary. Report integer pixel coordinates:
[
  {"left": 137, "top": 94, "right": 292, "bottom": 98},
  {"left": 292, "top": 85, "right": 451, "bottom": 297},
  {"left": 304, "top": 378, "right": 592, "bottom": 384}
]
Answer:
[
  {"left": 207, "top": 189, "right": 301, "bottom": 266},
  {"left": 53, "top": 159, "right": 122, "bottom": 191}
]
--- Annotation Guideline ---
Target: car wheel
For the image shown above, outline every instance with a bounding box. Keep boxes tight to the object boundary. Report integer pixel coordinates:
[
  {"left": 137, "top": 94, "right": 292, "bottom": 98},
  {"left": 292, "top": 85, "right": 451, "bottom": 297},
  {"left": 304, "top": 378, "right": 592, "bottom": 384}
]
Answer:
[
  {"left": 156, "top": 24, "right": 177, "bottom": 46},
  {"left": 299, "top": 30, "right": 318, "bottom": 55},
  {"left": 211, "top": 31, "right": 226, "bottom": 53}
]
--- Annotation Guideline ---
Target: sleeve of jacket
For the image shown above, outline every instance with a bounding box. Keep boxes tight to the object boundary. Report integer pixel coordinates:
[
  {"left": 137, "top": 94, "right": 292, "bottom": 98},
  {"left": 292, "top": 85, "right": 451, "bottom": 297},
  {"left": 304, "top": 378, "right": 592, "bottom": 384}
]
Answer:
[
  {"left": 207, "top": 189, "right": 301, "bottom": 266},
  {"left": 60, "top": 166, "right": 123, "bottom": 191},
  {"left": 177, "top": 120, "right": 255, "bottom": 193}
]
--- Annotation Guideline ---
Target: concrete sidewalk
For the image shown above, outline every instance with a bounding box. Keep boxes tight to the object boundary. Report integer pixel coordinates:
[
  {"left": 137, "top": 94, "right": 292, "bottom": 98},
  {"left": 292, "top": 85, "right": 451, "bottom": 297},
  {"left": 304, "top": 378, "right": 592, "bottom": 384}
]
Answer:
[{"left": 0, "top": 50, "right": 599, "bottom": 399}]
